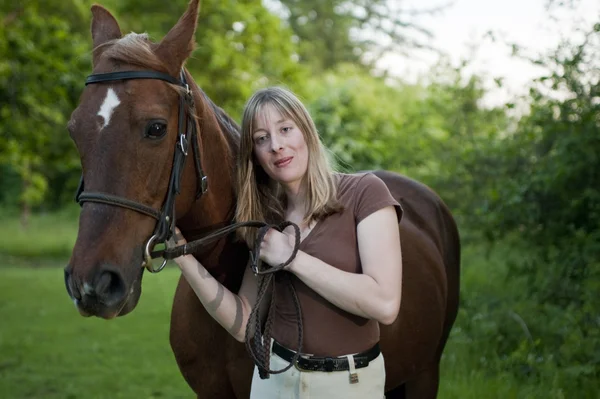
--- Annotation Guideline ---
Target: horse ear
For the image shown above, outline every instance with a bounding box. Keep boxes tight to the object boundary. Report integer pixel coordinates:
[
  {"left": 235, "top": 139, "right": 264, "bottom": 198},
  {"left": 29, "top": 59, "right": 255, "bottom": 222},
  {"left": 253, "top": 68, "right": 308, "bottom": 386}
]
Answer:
[
  {"left": 156, "top": 0, "right": 201, "bottom": 75},
  {"left": 90, "top": 5, "right": 122, "bottom": 65}
]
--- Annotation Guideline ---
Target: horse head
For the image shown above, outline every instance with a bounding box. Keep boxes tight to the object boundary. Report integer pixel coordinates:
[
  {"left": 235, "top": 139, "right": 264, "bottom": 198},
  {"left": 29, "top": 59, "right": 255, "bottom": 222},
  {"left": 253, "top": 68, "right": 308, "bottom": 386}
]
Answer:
[{"left": 64, "top": 0, "right": 238, "bottom": 318}]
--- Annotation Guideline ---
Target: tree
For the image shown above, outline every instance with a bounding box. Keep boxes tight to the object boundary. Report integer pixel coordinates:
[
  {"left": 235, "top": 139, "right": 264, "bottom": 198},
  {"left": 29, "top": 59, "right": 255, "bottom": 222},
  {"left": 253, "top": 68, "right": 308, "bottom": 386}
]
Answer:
[
  {"left": 472, "top": 20, "right": 600, "bottom": 392},
  {"left": 272, "top": 0, "right": 438, "bottom": 72},
  {"left": 299, "top": 60, "right": 510, "bottom": 227},
  {"left": 0, "top": 0, "right": 310, "bottom": 214},
  {"left": 0, "top": 1, "right": 91, "bottom": 222},
  {"left": 107, "top": 0, "right": 307, "bottom": 117}
]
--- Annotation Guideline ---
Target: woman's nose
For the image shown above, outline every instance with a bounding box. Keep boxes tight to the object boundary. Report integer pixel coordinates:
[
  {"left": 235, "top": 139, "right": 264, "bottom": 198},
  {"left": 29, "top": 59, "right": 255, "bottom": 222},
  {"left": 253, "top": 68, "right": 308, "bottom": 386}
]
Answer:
[{"left": 270, "top": 135, "right": 283, "bottom": 152}]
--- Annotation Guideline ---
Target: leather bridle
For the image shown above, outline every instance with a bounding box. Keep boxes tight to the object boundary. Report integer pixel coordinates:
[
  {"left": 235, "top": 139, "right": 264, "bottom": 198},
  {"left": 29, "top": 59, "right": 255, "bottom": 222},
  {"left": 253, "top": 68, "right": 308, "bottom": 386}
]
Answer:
[{"left": 75, "top": 69, "right": 208, "bottom": 273}]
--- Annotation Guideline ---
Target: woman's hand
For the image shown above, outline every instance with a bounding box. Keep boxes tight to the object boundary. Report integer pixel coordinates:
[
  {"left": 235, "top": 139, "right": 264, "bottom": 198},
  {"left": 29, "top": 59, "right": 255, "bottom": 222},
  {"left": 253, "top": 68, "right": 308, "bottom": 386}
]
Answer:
[
  {"left": 258, "top": 228, "right": 296, "bottom": 268},
  {"left": 172, "top": 227, "right": 187, "bottom": 245},
  {"left": 170, "top": 227, "right": 190, "bottom": 269}
]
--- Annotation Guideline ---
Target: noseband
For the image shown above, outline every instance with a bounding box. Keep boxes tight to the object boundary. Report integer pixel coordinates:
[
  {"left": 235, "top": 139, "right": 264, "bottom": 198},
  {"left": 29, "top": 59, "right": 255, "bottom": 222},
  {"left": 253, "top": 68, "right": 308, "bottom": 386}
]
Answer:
[{"left": 75, "top": 69, "right": 208, "bottom": 273}]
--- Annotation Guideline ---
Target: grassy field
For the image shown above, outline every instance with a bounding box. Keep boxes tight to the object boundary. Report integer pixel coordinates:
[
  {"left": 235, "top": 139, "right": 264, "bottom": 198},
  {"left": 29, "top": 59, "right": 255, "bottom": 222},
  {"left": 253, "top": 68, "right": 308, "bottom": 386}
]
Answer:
[
  {"left": 0, "top": 264, "right": 191, "bottom": 399},
  {"left": 1, "top": 260, "right": 566, "bottom": 399},
  {"left": 0, "top": 210, "right": 589, "bottom": 398},
  {"left": 0, "top": 207, "right": 80, "bottom": 259}
]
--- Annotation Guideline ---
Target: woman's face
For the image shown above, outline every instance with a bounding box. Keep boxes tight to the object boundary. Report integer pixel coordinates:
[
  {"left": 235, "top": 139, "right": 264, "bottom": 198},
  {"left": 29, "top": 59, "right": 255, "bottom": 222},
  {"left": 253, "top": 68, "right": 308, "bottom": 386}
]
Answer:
[{"left": 252, "top": 104, "right": 309, "bottom": 192}]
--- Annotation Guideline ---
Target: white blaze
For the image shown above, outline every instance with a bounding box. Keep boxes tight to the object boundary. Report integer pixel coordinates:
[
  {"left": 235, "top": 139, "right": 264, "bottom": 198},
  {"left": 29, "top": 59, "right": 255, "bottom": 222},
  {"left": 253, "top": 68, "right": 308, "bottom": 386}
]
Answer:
[{"left": 97, "top": 88, "right": 120, "bottom": 129}]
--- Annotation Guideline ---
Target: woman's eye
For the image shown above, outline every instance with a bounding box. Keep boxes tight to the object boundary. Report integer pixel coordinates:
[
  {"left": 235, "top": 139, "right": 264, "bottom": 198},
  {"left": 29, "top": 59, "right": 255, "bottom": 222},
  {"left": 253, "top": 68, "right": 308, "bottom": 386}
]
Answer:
[
  {"left": 255, "top": 135, "right": 269, "bottom": 144},
  {"left": 145, "top": 122, "right": 167, "bottom": 139},
  {"left": 282, "top": 127, "right": 291, "bottom": 133}
]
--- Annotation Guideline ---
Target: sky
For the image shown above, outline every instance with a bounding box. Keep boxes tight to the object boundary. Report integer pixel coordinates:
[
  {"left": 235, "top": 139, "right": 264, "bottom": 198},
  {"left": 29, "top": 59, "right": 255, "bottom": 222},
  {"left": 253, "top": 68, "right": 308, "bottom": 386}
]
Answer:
[
  {"left": 376, "top": 0, "right": 600, "bottom": 106},
  {"left": 262, "top": 0, "right": 600, "bottom": 107}
]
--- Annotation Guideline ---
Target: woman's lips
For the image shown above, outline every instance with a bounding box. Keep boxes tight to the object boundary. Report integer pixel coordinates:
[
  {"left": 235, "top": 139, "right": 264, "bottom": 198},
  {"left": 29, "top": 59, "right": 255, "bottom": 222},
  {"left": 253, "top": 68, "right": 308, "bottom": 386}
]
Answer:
[{"left": 274, "top": 157, "right": 293, "bottom": 167}]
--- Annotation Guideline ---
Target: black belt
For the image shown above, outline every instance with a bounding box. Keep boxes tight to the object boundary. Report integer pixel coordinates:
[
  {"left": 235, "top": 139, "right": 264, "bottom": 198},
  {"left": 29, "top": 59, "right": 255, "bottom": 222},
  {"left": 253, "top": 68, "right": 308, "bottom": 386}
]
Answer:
[{"left": 272, "top": 341, "right": 381, "bottom": 372}]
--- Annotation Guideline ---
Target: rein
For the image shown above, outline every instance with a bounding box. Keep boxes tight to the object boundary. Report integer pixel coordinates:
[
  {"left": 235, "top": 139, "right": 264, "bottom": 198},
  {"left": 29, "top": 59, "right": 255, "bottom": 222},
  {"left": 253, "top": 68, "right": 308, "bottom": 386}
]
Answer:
[
  {"left": 155, "top": 220, "right": 305, "bottom": 379},
  {"left": 245, "top": 222, "right": 304, "bottom": 379}
]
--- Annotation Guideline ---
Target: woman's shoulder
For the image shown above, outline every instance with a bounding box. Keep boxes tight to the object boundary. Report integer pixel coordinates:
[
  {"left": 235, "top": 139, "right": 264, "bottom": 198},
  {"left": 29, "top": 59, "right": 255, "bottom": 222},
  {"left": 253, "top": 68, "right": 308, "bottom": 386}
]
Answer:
[
  {"left": 334, "top": 172, "right": 401, "bottom": 222},
  {"left": 334, "top": 172, "right": 387, "bottom": 204},
  {"left": 335, "top": 172, "right": 383, "bottom": 193}
]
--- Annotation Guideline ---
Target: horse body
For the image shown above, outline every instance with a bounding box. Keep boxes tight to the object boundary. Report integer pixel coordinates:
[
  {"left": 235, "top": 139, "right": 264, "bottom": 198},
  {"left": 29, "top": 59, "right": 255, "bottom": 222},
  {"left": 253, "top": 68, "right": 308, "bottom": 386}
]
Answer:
[
  {"left": 65, "top": 1, "right": 460, "bottom": 398},
  {"left": 170, "top": 171, "right": 460, "bottom": 399}
]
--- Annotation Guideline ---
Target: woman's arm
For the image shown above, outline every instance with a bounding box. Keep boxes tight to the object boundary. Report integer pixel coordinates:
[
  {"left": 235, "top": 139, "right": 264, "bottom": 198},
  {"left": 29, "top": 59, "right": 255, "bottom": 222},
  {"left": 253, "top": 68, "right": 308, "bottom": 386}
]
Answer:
[
  {"left": 172, "top": 231, "right": 260, "bottom": 342},
  {"left": 261, "top": 206, "right": 402, "bottom": 325}
]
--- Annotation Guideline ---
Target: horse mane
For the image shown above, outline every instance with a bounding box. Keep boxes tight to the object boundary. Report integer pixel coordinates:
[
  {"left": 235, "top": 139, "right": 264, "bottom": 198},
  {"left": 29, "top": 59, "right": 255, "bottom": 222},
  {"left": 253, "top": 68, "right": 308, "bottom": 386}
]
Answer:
[{"left": 200, "top": 92, "right": 241, "bottom": 158}]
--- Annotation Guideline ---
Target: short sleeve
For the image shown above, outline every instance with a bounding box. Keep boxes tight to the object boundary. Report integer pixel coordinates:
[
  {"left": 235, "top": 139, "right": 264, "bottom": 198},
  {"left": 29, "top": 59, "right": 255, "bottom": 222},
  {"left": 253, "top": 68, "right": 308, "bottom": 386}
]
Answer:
[{"left": 354, "top": 173, "right": 403, "bottom": 224}]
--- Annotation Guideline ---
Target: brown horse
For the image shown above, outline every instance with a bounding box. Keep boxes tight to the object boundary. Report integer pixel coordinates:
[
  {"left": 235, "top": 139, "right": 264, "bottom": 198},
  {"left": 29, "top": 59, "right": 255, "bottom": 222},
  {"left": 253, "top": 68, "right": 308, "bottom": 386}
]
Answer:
[{"left": 64, "top": 1, "right": 460, "bottom": 398}]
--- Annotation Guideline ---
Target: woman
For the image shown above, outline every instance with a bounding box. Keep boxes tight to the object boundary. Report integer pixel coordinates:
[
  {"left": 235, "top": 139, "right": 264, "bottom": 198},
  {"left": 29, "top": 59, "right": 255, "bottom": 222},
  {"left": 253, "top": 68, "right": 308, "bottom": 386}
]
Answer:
[{"left": 173, "top": 87, "right": 402, "bottom": 398}]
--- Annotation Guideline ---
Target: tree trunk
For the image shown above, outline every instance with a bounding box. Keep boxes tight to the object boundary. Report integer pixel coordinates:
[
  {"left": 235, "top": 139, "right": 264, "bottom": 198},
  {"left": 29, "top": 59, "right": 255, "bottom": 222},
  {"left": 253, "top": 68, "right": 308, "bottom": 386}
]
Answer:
[{"left": 20, "top": 178, "right": 30, "bottom": 229}]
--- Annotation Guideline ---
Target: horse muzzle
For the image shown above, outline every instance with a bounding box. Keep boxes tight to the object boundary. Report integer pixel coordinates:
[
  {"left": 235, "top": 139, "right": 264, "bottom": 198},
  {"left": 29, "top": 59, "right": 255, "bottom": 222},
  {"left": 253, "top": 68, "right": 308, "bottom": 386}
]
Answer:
[{"left": 64, "top": 264, "right": 140, "bottom": 319}]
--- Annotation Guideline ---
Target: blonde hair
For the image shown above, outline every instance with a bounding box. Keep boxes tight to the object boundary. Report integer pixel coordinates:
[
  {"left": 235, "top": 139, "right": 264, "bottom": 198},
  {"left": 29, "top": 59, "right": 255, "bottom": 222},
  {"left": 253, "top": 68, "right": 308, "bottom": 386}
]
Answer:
[{"left": 235, "top": 87, "right": 342, "bottom": 246}]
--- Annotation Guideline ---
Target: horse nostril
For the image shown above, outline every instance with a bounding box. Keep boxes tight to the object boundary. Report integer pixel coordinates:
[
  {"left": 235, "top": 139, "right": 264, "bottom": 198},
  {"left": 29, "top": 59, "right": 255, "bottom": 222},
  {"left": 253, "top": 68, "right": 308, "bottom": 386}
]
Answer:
[
  {"left": 95, "top": 270, "right": 126, "bottom": 305},
  {"left": 64, "top": 267, "right": 80, "bottom": 300}
]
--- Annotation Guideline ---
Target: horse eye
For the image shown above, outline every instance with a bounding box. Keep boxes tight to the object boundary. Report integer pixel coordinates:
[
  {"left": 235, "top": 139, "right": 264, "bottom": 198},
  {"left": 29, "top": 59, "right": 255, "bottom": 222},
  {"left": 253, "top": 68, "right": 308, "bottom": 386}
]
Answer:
[{"left": 145, "top": 121, "right": 167, "bottom": 139}]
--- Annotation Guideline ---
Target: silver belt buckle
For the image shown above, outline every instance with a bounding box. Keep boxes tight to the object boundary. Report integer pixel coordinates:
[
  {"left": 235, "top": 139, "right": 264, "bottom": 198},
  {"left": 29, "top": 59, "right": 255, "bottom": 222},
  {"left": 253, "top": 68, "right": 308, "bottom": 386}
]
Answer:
[{"left": 346, "top": 354, "right": 359, "bottom": 384}]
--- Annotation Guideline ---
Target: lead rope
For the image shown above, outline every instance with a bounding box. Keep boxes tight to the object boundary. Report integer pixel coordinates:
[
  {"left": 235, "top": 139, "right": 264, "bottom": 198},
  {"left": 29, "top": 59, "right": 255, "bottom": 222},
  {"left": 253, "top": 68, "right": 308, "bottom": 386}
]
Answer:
[
  {"left": 245, "top": 271, "right": 303, "bottom": 379},
  {"left": 244, "top": 223, "right": 304, "bottom": 379}
]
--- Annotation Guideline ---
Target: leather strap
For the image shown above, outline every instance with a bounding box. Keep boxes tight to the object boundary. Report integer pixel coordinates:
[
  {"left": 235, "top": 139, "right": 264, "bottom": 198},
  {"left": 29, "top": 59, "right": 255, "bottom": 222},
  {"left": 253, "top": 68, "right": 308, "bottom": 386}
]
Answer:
[
  {"left": 272, "top": 341, "right": 381, "bottom": 372},
  {"left": 85, "top": 71, "right": 181, "bottom": 86},
  {"left": 77, "top": 192, "right": 160, "bottom": 220}
]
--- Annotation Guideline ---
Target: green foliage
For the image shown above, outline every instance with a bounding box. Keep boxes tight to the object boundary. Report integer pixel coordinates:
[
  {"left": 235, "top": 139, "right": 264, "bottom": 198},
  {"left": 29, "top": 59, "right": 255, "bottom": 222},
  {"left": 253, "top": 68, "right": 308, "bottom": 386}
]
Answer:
[
  {"left": 302, "top": 64, "right": 419, "bottom": 172},
  {"left": 276, "top": 0, "right": 434, "bottom": 72},
  {"left": 0, "top": 1, "right": 90, "bottom": 210},
  {"left": 110, "top": 0, "right": 307, "bottom": 117},
  {"left": 459, "top": 22, "right": 600, "bottom": 391},
  {"left": 0, "top": 164, "right": 20, "bottom": 207},
  {"left": 448, "top": 240, "right": 600, "bottom": 398},
  {"left": 300, "top": 60, "right": 510, "bottom": 229},
  {"left": 277, "top": 0, "right": 364, "bottom": 71},
  {"left": 0, "top": 0, "right": 307, "bottom": 211}
]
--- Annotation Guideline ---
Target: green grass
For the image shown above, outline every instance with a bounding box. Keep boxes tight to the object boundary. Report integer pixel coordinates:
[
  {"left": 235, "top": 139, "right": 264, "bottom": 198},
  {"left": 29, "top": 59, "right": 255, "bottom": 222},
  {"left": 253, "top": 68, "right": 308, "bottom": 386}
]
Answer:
[
  {"left": 0, "top": 207, "right": 80, "bottom": 259},
  {"left": 0, "top": 260, "right": 571, "bottom": 399},
  {"left": 0, "top": 209, "right": 595, "bottom": 398},
  {"left": 0, "top": 264, "right": 192, "bottom": 399},
  {"left": 439, "top": 340, "right": 572, "bottom": 399}
]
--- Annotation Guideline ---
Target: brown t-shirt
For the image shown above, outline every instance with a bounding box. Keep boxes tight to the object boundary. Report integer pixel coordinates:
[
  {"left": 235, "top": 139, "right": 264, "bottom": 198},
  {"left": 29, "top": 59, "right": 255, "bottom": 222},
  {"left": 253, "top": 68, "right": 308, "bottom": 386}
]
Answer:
[{"left": 271, "top": 172, "right": 403, "bottom": 356}]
